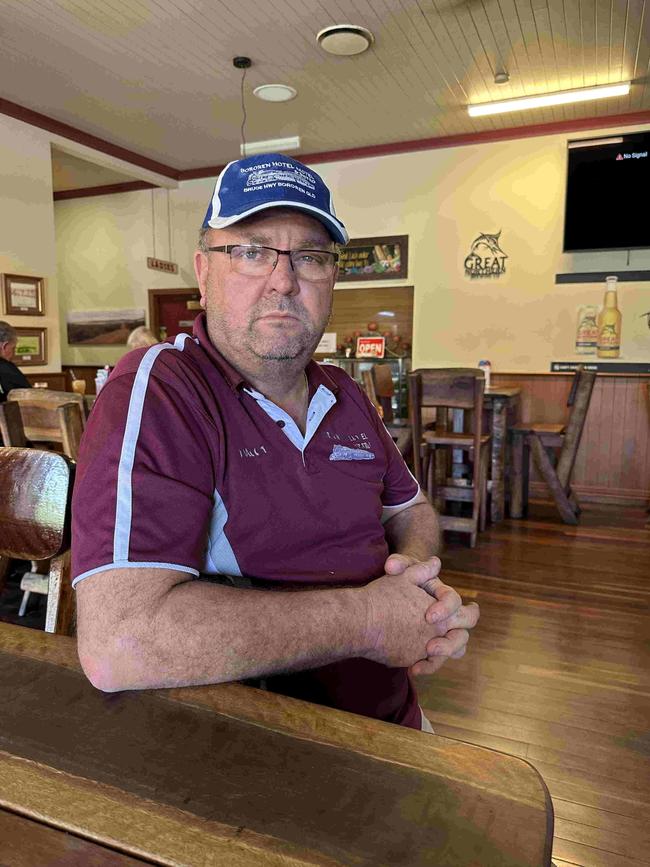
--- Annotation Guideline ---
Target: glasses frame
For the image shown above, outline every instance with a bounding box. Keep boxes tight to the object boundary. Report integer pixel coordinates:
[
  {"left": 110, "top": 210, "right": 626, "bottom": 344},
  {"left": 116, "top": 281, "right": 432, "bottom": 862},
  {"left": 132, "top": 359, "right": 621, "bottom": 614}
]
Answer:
[{"left": 206, "top": 245, "right": 339, "bottom": 279}]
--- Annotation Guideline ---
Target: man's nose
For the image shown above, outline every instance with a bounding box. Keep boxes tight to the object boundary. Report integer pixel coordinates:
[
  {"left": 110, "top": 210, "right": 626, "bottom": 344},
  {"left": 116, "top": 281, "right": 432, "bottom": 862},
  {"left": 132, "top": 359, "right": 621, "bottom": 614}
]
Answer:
[{"left": 266, "top": 252, "right": 300, "bottom": 296}]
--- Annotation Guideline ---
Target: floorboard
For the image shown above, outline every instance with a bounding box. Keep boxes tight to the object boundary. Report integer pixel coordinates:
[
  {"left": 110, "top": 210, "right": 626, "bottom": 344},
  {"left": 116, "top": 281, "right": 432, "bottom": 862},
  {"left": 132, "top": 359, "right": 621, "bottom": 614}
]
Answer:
[{"left": 418, "top": 501, "right": 650, "bottom": 867}]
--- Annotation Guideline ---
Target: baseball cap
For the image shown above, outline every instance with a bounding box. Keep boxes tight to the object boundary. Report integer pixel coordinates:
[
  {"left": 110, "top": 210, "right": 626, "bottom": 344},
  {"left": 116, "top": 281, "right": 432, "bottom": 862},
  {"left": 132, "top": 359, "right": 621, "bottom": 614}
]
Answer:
[{"left": 202, "top": 153, "right": 349, "bottom": 244}]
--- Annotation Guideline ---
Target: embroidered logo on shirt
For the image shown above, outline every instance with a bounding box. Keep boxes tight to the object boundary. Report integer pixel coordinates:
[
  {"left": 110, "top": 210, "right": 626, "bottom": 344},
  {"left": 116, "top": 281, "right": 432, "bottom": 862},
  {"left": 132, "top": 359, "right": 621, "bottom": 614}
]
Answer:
[
  {"left": 329, "top": 444, "right": 375, "bottom": 461},
  {"left": 239, "top": 445, "right": 268, "bottom": 458}
]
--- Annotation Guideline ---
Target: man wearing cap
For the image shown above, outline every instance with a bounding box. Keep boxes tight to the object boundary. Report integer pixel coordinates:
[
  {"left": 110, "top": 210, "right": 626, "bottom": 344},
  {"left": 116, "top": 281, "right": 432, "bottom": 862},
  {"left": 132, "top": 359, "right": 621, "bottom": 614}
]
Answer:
[{"left": 73, "top": 154, "right": 479, "bottom": 732}]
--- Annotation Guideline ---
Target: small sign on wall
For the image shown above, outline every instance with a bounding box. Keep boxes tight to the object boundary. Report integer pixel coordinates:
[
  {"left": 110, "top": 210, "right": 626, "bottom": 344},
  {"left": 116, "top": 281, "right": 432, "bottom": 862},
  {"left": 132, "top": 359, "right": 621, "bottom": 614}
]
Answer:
[
  {"left": 356, "top": 336, "right": 385, "bottom": 358},
  {"left": 463, "top": 231, "right": 508, "bottom": 279},
  {"left": 147, "top": 257, "right": 178, "bottom": 274},
  {"left": 316, "top": 332, "right": 337, "bottom": 354}
]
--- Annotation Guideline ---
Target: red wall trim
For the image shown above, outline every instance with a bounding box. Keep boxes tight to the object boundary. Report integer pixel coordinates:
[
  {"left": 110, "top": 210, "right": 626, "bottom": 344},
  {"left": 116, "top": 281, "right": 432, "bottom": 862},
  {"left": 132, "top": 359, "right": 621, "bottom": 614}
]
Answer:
[
  {"left": 178, "top": 110, "right": 650, "bottom": 180},
  {"left": 0, "top": 97, "right": 179, "bottom": 179},
  {"left": 53, "top": 181, "right": 156, "bottom": 201},
  {"left": 5, "top": 90, "right": 646, "bottom": 195}
]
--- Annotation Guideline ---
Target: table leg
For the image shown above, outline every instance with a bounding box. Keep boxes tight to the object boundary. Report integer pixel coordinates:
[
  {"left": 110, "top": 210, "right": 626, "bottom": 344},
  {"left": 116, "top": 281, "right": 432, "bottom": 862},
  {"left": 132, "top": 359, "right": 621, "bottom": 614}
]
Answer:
[
  {"left": 510, "top": 432, "right": 524, "bottom": 519},
  {"left": 490, "top": 397, "right": 507, "bottom": 523}
]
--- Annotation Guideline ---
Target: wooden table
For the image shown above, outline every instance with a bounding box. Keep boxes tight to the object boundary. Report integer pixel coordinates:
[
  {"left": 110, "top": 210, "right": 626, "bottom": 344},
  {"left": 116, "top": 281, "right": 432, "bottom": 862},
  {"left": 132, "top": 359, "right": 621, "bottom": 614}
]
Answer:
[
  {"left": 484, "top": 386, "right": 521, "bottom": 522},
  {"left": 0, "top": 623, "right": 553, "bottom": 866}
]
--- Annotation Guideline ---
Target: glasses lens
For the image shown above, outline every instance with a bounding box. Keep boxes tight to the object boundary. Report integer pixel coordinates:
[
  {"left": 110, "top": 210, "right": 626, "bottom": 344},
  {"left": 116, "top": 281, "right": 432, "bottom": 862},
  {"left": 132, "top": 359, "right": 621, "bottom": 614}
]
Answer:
[
  {"left": 230, "top": 246, "right": 276, "bottom": 274},
  {"left": 290, "top": 251, "right": 336, "bottom": 280},
  {"left": 228, "top": 246, "right": 336, "bottom": 279}
]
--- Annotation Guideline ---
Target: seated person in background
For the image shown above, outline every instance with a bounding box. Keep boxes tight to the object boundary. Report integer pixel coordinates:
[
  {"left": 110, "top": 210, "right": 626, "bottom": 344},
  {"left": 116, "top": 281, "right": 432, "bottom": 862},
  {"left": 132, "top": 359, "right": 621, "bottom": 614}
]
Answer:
[
  {"left": 72, "top": 153, "right": 479, "bottom": 732},
  {"left": 0, "top": 320, "right": 31, "bottom": 403},
  {"left": 126, "top": 325, "right": 159, "bottom": 351}
]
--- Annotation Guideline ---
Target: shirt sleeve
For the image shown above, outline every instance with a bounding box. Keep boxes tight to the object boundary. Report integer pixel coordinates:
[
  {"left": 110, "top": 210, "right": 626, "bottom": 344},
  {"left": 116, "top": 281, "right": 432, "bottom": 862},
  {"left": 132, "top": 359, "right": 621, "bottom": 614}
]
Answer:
[
  {"left": 71, "top": 357, "right": 217, "bottom": 587},
  {"left": 0, "top": 362, "right": 31, "bottom": 399}
]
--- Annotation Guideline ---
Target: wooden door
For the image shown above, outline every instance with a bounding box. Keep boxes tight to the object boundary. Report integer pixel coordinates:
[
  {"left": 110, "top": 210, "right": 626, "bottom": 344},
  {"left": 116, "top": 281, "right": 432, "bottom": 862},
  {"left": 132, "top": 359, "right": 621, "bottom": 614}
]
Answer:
[{"left": 148, "top": 288, "right": 202, "bottom": 341}]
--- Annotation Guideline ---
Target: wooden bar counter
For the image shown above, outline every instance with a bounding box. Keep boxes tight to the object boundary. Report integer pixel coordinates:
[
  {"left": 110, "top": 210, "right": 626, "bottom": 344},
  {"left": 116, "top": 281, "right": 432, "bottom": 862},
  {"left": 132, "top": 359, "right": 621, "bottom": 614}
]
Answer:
[{"left": 0, "top": 623, "right": 553, "bottom": 865}]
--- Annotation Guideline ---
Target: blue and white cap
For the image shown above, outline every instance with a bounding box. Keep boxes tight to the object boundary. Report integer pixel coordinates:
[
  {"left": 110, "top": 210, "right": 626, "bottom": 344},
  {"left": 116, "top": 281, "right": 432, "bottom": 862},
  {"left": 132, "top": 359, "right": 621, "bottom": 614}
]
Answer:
[{"left": 202, "top": 153, "right": 349, "bottom": 244}]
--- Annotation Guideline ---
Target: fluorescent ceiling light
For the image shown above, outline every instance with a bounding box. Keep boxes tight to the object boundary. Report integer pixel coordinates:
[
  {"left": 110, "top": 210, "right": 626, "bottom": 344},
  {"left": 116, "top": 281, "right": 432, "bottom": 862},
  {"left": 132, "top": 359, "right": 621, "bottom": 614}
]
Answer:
[
  {"left": 568, "top": 136, "right": 624, "bottom": 149},
  {"left": 468, "top": 82, "right": 631, "bottom": 117},
  {"left": 253, "top": 84, "right": 297, "bottom": 102},
  {"left": 241, "top": 136, "right": 301, "bottom": 157}
]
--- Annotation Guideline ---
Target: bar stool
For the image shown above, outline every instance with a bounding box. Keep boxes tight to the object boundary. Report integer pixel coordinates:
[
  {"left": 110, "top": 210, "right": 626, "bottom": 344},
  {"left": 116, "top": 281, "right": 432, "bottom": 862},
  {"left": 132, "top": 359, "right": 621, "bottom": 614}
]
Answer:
[
  {"left": 510, "top": 368, "right": 596, "bottom": 524},
  {"left": 409, "top": 368, "right": 491, "bottom": 547}
]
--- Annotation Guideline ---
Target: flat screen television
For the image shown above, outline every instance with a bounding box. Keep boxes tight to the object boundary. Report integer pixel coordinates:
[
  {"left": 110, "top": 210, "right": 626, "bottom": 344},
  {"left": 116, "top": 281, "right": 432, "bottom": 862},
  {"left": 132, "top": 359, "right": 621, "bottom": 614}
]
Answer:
[{"left": 563, "top": 131, "right": 650, "bottom": 252}]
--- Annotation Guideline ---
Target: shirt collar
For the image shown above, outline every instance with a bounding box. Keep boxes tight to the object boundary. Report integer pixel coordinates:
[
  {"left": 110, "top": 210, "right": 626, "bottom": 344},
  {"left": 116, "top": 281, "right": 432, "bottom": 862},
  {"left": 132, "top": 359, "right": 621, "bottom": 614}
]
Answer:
[{"left": 192, "top": 311, "right": 339, "bottom": 396}]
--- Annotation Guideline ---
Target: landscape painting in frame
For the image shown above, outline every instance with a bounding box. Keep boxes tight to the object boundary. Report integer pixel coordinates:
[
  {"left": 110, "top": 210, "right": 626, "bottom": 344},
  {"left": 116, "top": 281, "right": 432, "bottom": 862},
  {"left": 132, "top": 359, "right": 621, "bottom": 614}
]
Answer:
[
  {"left": 14, "top": 327, "right": 47, "bottom": 366},
  {"left": 67, "top": 309, "right": 145, "bottom": 345}
]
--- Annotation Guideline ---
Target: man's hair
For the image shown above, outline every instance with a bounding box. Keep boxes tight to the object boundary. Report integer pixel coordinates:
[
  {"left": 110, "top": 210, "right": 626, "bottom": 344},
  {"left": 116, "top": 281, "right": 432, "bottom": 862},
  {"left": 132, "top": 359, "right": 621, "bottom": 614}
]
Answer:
[
  {"left": 197, "top": 226, "right": 210, "bottom": 253},
  {"left": 0, "top": 321, "right": 17, "bottom": 345}
]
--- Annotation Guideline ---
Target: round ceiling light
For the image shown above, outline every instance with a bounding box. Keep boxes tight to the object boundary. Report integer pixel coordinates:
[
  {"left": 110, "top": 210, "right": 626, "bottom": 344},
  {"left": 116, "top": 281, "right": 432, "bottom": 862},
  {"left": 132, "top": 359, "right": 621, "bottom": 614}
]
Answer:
[
  {"left": 317, "top": 24, "right": 374, "bottom": 56},
  {"left": 253, "top": 84, "right": 297, "bottom": 102}
]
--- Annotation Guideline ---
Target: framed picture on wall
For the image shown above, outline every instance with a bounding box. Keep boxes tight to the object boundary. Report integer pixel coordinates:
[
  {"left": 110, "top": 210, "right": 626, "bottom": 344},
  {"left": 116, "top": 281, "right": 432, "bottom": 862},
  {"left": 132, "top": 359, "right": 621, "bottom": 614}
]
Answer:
[
  {"left": 337, "top": 235, "right": 408, "bottom": 283},
  {"left": 2, "top": 273, "right": 45, "bottom": 316},
  {"left": 13, "top": 327, "right": 47, "bottom": 366}
]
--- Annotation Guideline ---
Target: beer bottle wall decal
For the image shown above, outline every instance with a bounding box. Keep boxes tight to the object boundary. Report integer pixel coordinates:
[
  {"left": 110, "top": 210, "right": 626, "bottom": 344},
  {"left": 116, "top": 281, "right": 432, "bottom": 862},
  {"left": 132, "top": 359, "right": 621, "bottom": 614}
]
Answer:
[{"left": 597, "top": 275, "right": 622, "bottom": 358}]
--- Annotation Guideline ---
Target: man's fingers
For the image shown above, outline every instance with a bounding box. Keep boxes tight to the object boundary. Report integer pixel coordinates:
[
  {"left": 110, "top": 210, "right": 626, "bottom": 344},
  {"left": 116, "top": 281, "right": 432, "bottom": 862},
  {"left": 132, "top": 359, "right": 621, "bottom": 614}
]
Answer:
[
  {"left": 432, "top": 601, "right": 480, "bottom": 631},
  {"left": 384, "top": 553, "right": 417, "bottom": 575},
  {"left": 424, "top": 582, "right": 464, "bottom": 623},
  {"left": 425, "top": 627, "right": 470, "bottom": 660},
  {"left": 409, "top": 629, "right": 471, "bottom": 676},
  {"left": 404, "top": 557, "right": 442, "bottom": 587},
  {"left": 409, "top": 657, "right": 448, "bottom": 676}
]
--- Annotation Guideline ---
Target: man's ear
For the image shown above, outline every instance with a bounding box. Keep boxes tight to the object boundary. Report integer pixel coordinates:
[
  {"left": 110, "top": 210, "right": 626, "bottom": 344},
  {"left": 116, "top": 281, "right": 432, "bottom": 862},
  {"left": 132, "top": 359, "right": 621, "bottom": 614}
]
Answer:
[{"left": 193, "top": 250, "right": 209, "bottom": 309}]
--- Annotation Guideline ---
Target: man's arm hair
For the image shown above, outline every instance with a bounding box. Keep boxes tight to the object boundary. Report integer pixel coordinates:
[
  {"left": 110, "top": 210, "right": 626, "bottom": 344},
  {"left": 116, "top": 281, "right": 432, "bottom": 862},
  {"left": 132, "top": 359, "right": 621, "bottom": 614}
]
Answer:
[
  {"left": 382, "top": 492, "right": 442, "bottom": 561},
  {"left": 76, "top": 567, "right": 370, "bottom": 693}
]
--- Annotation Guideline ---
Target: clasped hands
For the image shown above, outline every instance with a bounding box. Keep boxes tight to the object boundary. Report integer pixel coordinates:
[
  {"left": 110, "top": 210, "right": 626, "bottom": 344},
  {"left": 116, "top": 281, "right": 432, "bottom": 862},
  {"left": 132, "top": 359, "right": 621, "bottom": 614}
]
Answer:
[{"left": 369, "top": 553, "right": 480, "bottom": 676}]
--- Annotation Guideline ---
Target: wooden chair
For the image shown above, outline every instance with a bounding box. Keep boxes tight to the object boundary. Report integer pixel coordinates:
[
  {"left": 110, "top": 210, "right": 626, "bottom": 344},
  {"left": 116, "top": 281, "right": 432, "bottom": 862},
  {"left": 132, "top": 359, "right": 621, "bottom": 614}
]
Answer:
[
  {"left": 9, "top": 387, "right": 87, "bottom": 425},
  {"left": 361, "top": 369, "right": 413, "bottom": 459},
  {"left": 373, "top": 363, "right": 395, "bottom": 423},
  {"left": 0, "top": 390, "right": 84, "bottom": 459},
  {"left": 0, "top": 447, "right": 75, "bottom": 634},
  {"left": 409, "top": 368, "right": 491, "bottom": 547},
  {"left": 510, "top": 368, "right": 597, "bottom": 524},
  {"left": 360, "top": 369, "right": 383, "bottom": 417}
]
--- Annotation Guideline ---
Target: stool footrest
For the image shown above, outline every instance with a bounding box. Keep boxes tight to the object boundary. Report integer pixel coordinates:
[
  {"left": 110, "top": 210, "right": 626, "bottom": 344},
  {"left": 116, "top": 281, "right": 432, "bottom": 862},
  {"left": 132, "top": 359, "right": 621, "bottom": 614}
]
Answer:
[{"left": 19, "top": 572, "right": 50, "bottom": 595}]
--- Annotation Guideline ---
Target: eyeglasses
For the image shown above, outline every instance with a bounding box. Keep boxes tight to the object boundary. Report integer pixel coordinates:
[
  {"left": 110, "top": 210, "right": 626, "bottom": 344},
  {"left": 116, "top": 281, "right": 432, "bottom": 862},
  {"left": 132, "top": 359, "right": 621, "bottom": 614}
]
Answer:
[{"left": 206, "top": 245, "right": 338, "bottom": 281}]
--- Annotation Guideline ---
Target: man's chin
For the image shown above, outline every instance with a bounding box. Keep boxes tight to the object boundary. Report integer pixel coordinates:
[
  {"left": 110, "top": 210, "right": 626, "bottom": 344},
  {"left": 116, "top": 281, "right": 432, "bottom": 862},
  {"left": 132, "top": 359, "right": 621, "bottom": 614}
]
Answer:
[{"left": 252, "top": 343, "right": 306, "bottom": 361}]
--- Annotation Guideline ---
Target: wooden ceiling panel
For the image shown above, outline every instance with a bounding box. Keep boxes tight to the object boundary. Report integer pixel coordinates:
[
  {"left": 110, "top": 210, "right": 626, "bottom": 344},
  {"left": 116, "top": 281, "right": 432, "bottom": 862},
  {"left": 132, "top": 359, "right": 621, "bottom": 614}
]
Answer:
[{"left": 0, "top": 0, "right": 647, "bottom": 178}]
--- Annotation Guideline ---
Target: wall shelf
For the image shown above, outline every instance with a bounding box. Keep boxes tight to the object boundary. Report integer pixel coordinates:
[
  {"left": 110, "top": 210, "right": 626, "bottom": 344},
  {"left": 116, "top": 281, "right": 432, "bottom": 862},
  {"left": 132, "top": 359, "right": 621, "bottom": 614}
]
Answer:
[{"left": 555, "top": 270, "right": 650, "bottom": 284}]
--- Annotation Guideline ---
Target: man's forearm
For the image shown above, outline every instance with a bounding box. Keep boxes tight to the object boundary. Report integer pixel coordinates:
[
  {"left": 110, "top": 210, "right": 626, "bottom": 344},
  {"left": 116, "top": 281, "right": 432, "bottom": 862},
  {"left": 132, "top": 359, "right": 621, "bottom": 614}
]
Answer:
[
  {"left": 383, "top": 501, "right": 442, "bottom": 561},
  {"left": 79, "top": 572, "right": 370, "bottom": 692}
]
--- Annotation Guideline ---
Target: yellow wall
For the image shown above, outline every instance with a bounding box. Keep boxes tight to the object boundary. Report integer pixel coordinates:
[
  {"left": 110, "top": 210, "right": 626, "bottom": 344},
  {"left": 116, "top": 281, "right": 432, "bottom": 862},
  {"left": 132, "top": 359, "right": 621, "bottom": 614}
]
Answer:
[
  {"left": 53, "top": 122, "right": 650, "bottom": 373},
  {"left": 0, "top": 115, "right": 61, "bottom": 372},
  {"left": 314, "top": 132, "right": 650, "bottom": 372}
]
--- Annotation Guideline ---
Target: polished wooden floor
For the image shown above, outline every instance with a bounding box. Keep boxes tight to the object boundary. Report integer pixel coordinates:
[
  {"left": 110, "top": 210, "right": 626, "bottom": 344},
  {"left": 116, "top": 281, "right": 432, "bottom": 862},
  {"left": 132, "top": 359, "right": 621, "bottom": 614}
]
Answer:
[
  {"left": 2, "top": 504, "right": 648, "bottom": 866},
  {"left": 419, "top": 501, "right": 650, "bottom": 867}
]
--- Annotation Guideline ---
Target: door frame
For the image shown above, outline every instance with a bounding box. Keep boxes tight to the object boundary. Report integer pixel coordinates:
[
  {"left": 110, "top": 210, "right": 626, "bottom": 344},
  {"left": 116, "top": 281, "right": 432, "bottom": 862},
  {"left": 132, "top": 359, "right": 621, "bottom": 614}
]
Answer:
[{"left": 148, "top": 287, "right": 201, "bottom": 339}]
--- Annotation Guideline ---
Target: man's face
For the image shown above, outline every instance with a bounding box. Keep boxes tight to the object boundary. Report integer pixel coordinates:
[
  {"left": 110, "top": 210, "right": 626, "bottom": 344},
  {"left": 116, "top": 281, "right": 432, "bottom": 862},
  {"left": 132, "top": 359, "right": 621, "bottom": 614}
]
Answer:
[
  {"left": 194, "top": 209, "right": 336, "bottom": 365},
  {"left": 0, "top": 340, "right": 16, "bottom": 361}
]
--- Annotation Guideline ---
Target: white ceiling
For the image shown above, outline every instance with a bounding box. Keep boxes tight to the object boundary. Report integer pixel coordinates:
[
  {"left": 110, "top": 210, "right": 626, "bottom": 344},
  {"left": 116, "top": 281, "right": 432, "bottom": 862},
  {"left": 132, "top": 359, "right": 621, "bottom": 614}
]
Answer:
[{"left": 2, "top": 0, "right": 649, "bottom": 187}]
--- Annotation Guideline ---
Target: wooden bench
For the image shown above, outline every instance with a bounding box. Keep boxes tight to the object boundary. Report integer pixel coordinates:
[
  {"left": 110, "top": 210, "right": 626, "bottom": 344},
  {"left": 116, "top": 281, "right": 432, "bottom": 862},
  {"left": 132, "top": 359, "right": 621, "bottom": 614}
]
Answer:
[{"left": 0, "top": 621, "right": 554, "bottom": 866}]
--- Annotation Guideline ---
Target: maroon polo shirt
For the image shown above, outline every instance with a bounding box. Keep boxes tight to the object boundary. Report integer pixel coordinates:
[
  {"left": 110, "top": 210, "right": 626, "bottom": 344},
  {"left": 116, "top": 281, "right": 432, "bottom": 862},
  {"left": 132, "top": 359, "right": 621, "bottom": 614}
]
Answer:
[{"left": 72, "top": 313, "right": 422, "bottom": 728}]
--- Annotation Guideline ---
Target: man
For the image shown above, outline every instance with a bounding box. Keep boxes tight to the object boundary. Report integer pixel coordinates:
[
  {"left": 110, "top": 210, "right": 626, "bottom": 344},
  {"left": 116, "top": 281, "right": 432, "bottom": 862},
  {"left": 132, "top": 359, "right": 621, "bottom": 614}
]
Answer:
[
  {"left": 73, "top": 154, "right": 479, "bottom": 731},
  {"left": 0, "top": 320, "right": 31, "bottom": 403}
]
